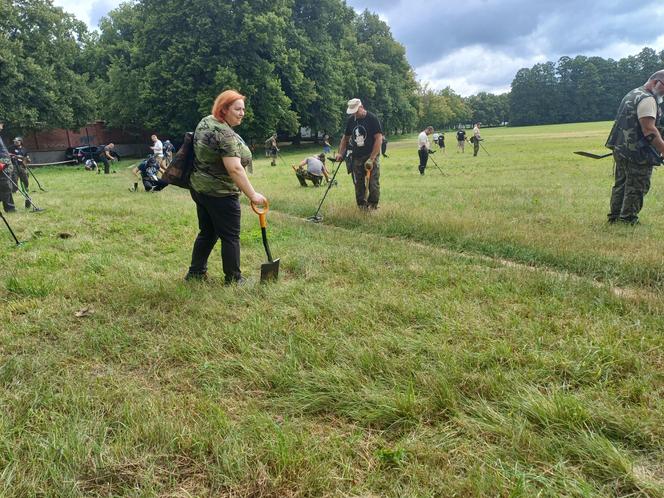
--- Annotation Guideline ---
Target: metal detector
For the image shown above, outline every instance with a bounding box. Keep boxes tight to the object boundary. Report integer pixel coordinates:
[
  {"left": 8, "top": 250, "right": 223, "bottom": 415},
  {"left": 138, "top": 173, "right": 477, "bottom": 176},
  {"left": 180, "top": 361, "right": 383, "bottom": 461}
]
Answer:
[
  {"left": 10, "top": 154, "right": 46, "bottom": 191},
  {"left": 277, "top": 154, "right": 289, "bottom": 168},
  {"left": 0, "top": 211, "right": 22, "bottom": 246},
  {"left": 26, "top": 165, "right": 47, "bottom": 191},
  {"left": 428, "top": 151, "right": 447, "bottom": 176},
  {"left": 479, "top": 141, "right": 490, "bottom": 156},
  {"left": 1, "top": 170, "right": 44, "bottom": 212},
  {"left": 307, "top": 157, "right": 344, "bottom": 223}
]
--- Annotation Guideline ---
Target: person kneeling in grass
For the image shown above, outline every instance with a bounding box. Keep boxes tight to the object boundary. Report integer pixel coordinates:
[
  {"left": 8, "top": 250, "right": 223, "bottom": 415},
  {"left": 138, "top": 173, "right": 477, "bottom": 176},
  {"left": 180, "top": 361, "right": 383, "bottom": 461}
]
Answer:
[{"left": 292, "top": 153, "right": 329, "bottom": 187}]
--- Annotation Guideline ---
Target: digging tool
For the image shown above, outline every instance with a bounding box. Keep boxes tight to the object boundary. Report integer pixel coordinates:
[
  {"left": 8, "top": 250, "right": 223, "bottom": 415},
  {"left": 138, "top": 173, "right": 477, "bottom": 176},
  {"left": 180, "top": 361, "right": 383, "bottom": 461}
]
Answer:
[
  {"left": 1, "top": 169, "right": 44, "bottom": 212},
  {"left": 251, "top": 200, "right": 280, "bottom": 282},
  {"left": 0, "top": 210, "right": 21, "bottom": 246},
  {"left": 307, "top": 157, "right": 344, "bottom": 223},
  {"left": 364, "top": 160, "right": 372, "bottom": 203},
  {"left": 573, "top": 151, "right": 613, "bottom": 159}
]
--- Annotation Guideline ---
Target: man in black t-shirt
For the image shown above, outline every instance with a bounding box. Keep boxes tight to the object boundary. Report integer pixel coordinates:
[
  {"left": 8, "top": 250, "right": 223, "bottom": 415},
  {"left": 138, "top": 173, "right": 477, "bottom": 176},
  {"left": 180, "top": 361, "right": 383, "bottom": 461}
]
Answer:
[
  {"left": 456, "top": 128, "right": 466, "bottom": 153},
  {"left": 335, "top": 98, "right": 383, "bottom": 209}
]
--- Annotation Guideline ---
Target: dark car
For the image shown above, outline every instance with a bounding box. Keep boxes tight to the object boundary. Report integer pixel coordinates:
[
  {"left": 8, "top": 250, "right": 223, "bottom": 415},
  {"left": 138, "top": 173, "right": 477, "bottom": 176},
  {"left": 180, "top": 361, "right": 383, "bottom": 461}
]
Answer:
[{"left": 65, "top": 145, "right": 120, "bottom": 164}]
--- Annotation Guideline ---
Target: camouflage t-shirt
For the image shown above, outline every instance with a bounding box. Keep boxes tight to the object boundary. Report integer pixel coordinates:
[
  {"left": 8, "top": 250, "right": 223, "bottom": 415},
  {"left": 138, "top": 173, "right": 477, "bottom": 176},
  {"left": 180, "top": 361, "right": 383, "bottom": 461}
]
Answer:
[{"left": 189, "top": 115, "right": 252, "bottom": 196}]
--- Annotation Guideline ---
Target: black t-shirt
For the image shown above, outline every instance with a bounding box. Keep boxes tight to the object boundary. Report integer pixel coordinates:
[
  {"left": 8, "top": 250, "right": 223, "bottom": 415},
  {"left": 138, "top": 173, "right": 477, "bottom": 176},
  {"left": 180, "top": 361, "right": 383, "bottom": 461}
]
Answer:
[
  {"left": 344, "top": 111, "right": 383, "bottom": 158},
  {"left": 456, "top": 130, "right": 466, "bottom": 141},
  {"left": 9, "top": 145, "right": 28, "bottom": 164}
]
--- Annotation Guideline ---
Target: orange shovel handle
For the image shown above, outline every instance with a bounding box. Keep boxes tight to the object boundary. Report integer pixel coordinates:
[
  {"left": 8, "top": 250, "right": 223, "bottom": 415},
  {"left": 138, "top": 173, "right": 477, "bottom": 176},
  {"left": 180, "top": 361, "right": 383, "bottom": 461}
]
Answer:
[{"left": 251, "top": 200, "right": 269, "bottom": 228}]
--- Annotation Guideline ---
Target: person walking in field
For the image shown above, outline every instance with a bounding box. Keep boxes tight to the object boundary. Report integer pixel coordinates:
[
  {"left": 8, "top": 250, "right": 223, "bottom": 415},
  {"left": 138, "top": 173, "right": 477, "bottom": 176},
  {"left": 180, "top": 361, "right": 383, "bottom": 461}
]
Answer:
[
  {"left": 418, "top": 126, "right": 433, "bottom": 175},
  {"left": 456, "top": 128, "right": 466, "bottom": 153},
  {"left": 9, "top": 137, "right": 31, "bottom": 207},
  {"left": 471, "top": 122, "right": 481, "bottom": 157},
  {"left": 150, "top": 134, "right": 165, "bottom": 171},
  {"left": 437, "top": 132, "right": 445, "bottom": 153},
  {"left": 335, "top": 98, "right": 383, "bottom": 210},
  {"left": 606, "top": 70, "right": 664, "bottom": 224},
  {"left": 268, "top": 134, "right": 279, "bottom": 166}
]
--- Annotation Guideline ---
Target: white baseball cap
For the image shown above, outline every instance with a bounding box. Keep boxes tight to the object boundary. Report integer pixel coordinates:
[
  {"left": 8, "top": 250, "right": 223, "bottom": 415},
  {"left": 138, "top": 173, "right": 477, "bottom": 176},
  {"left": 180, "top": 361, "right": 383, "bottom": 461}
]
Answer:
[{"left": 346, "top": 98, "right": 362, "bottom": 114}]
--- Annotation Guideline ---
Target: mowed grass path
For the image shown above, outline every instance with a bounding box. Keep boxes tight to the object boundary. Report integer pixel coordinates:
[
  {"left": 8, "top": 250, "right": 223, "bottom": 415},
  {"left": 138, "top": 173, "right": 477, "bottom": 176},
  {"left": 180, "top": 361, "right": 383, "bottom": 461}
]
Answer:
[{"left": 1, "top": 122, "right": 663, "bottom": 496}]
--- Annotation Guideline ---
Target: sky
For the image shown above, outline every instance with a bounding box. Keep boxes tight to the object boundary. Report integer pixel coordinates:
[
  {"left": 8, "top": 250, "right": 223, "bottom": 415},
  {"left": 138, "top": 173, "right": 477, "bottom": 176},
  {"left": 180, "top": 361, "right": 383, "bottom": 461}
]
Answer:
[{"left": 53, "top": 0, "right": 664, "bottom": 96}]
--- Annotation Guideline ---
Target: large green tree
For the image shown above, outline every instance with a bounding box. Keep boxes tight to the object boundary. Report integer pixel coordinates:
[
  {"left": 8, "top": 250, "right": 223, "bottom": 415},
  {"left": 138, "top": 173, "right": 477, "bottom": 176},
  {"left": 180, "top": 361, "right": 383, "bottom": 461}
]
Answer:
[
  {"left": 465, "top": 92, "right": 510, "bottom": 126},
  {"left": 91, "top": 0, "right": 417, "bottom": 143},
  {"left": 0, "top": 0, "right": 95, "bottom": 133}
]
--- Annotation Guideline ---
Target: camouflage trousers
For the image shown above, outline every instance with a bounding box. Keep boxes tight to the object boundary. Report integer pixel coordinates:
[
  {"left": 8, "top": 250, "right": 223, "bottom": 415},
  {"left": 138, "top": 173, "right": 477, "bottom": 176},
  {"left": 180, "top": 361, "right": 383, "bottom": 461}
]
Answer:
[
  {"left": 294, "top": 167, "right": 322, "bottom": 187},
  {"left": 351, "top": 155, "right": 380, "bottom": 208},
  {"left": 0, "top": 165, "right": 16, "bottom": 212},
  {"left": 608, "top": 153, "right": 653, "bottom": 223},
  {"left": 11, "top": 164, "right": 29, "bottom": 193}
]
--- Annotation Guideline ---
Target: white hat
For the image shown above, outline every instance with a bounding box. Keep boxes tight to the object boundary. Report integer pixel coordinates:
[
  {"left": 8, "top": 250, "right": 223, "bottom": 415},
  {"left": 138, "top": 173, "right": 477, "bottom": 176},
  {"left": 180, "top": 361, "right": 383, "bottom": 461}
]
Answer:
[{"left": 346, "top": 98, "right": 362, "bottom": 114}]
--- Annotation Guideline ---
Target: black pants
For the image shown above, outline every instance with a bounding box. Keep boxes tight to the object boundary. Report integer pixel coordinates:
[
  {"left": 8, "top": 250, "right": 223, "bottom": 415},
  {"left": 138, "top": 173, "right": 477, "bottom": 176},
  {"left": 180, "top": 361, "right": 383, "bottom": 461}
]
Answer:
[
  {"left": 418, "top": 148, "right": 429, "bottom": 175},
  {"left": 0, "top": 170, "right": 16, "bottom": 212},
  {"left": 188, "top": 190, "right": 242, "bottom": 282},
  {"left": 100, "top": 155, "right": 110, "bottom": 174}
]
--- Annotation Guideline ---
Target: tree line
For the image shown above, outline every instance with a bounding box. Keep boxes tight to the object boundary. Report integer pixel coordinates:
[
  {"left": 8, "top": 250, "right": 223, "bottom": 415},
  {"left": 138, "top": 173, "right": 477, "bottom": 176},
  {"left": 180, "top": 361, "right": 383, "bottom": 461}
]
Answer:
[
  {"left": 1, "top": 0, "right": 663, "bottom": 143},
  {"left": 509, "top": 48, "right": 664, "bottom": 126}
]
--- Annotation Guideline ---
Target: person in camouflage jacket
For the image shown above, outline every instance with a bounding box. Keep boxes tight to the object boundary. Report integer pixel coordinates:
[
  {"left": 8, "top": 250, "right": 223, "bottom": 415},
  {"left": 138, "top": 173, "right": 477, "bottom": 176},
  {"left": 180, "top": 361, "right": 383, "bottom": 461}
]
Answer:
[
  {"left": 0, "top": 120, "right": 16, "bottom": 212},
  {"left": 605, "top": 70, "right": 664, "bottom": 224},
  {"left": 186, "top": 89, "right": 267, "bottom": 285}
]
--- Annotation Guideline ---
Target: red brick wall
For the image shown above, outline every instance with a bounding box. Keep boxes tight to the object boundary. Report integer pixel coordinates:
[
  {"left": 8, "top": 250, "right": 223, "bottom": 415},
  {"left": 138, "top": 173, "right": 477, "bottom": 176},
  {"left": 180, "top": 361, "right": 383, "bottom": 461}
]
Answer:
[{"left": 20, "top": 122, "right": 151, "bottom": 152}]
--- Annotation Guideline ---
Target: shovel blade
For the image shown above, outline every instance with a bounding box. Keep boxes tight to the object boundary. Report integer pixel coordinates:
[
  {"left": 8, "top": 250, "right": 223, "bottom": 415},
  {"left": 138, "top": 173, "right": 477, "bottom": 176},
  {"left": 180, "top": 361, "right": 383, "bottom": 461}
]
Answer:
[
  {"left": 573, "top": 151, "right": 612, "bottom": 159},
  {"left": 260, "top": 258, "right": 280, "bottom": 282}
]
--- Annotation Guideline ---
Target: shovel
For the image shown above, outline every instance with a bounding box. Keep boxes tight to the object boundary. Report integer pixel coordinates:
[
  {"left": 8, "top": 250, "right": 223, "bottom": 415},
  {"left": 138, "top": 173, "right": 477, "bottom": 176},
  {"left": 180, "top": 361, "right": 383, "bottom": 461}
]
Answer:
[
  {"left": 251, "top": 200, "right": 280, "bottom": 282},
  {"left": 574, "top": 151, "right": 612, "bottom": 159}
]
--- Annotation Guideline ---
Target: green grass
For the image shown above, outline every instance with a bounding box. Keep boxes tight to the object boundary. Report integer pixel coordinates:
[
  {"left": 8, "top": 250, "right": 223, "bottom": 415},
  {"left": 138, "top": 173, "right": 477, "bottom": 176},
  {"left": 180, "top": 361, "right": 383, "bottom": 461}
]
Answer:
[{"left": 1, "top": 122, "right": 663, "bottom": 496}]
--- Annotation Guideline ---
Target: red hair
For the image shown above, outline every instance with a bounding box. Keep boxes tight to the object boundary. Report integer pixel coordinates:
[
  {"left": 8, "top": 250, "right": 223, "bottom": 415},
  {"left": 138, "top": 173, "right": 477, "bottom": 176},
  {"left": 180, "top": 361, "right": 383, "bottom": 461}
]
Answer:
[{"left": 211, "top": 89, "right": 245, "bottom": 122}]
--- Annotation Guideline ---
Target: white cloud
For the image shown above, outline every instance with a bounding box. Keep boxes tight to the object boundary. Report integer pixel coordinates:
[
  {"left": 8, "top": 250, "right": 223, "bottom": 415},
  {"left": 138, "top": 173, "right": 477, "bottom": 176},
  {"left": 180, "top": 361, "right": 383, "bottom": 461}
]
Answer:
[
  {"left": 53, "top": 0, "right": 119, "bottom": 28},
  {"left": 415, "top": 46, "right": 547, "bottom": 96}
]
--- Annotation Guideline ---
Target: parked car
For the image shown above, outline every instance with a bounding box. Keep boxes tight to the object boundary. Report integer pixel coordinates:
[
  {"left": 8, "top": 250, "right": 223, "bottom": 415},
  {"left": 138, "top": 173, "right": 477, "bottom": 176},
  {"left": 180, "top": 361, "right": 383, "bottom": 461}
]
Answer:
[{"left": 65, "top": 145, "right": 120, "bottom": 164}]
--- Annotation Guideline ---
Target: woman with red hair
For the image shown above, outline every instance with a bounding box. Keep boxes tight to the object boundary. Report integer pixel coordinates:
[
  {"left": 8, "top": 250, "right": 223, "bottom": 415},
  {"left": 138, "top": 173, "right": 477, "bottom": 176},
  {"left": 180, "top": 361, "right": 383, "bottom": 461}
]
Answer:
[{"left": 186, "top": 89, "right": 267, "bottom": 285}]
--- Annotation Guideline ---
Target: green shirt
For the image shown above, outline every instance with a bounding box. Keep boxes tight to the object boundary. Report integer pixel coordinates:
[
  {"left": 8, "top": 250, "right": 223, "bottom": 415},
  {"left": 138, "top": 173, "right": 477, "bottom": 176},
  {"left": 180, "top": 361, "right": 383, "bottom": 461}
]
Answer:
[{"left": 189, "top": 115, "right": 252, "bottom": 196}]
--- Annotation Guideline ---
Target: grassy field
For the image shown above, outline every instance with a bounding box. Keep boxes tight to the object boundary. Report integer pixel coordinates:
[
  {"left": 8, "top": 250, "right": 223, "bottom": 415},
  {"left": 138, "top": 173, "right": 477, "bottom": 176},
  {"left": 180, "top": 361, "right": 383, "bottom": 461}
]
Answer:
[{"left": 1, "top": 121, "right": 663, "bottom": 497}]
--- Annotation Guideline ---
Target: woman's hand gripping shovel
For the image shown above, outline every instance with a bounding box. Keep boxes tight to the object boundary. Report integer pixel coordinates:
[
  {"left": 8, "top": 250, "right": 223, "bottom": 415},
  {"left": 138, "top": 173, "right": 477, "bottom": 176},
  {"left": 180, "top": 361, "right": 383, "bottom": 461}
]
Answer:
[{"left": 251, "top": 200, "right": 280, "bottom": 283}]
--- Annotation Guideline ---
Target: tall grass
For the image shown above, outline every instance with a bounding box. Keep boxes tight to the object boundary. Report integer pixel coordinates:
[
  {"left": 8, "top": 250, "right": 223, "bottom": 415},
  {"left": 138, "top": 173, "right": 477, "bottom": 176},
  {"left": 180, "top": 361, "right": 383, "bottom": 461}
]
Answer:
[{"left": 0, "top": 123, "right": 662, "bottom": 496}]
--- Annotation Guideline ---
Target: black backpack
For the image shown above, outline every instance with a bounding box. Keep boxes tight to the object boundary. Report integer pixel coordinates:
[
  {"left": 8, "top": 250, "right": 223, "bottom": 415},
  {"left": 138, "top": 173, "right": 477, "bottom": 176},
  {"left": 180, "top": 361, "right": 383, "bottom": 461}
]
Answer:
[{"left": 161, "top": 132, "right": 194, "bottom": 189}]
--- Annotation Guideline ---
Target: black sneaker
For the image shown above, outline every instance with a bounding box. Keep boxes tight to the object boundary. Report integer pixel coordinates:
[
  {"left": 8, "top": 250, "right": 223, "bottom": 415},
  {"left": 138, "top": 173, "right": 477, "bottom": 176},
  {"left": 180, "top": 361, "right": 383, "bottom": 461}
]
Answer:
[
  {"left": 225, "top": 275, "right": 247, "bottom": 286},
  {"left": 184, "top": 272, "right": 209, "bottom": 282}
]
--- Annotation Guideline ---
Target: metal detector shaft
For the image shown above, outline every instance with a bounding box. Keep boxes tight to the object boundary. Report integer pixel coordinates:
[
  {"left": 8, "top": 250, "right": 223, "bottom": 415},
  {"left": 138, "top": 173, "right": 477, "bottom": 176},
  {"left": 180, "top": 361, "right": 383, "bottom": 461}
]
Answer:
[
  {"left": 0, "top": 210, "right": 21, "bottom": 245},
  {"left": 26, "top": 166, "right": 46, "bottom": 191},
  {"left": 428, "top": 155, "right": 447, "bottom": 176},
  {"left": 308, "top": 158, "right": 344, "bottom": 221},
  {"left": 480, "top": 142, "right": 490, "bottom": 156},
  {"left": 1, "top": 170, "right": 42, "bottom": 211},
  {"left": 10, "top": 154, "right": 45, "bottom": 191}
]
